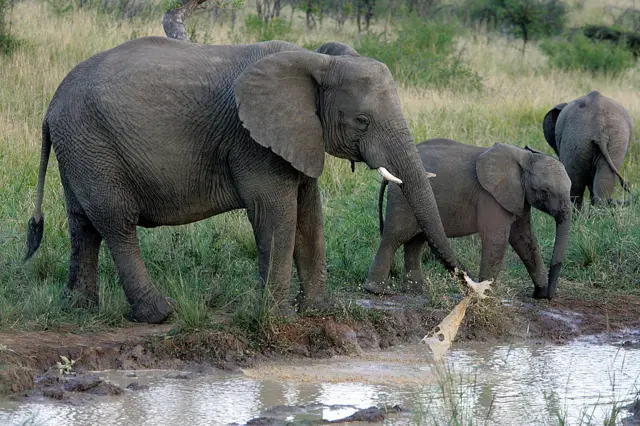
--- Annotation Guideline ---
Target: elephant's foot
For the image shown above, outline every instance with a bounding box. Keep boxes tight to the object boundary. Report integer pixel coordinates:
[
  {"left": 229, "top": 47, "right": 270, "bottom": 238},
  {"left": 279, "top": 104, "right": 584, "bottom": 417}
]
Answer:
[
  {"left": 402, "top": 278, "right": 428, "bottom": 295},
  {"left": 532, "top": 286, "right": 551, "bottom": 300},
  {"left": 270, "top": 301, "right": 297, "bottom": 319},
  {"left": 402, "top": 271, "right": 427, "bottom": 295},
  {"left": 130, "top": 295, "right": 176, "bottom": 324},
  {"left": 363, "top": 280, "right": 397, "bottom": 296},
  {"left": 297, "top": 294, "right": 335, "bottom": 313},
  {"left": 62, "top": 287, "right": 99, "bottom": 310}
]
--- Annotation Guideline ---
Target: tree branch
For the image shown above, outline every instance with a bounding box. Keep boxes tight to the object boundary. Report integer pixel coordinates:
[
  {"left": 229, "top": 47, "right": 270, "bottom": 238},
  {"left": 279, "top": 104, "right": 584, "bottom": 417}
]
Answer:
[{"left": 163, "top": 0, "right": 210, "bottom": 40}]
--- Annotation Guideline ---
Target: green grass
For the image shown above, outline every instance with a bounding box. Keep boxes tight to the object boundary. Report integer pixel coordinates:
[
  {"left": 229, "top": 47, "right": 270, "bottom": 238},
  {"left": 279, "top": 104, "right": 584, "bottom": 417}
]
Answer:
[{"left": 0, "top": 1, "right": 639, "bottom": 336}]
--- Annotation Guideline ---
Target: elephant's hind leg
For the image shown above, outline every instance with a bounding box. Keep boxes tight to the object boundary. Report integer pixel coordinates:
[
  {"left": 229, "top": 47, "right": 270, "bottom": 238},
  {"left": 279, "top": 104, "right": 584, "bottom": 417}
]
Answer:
[
  {"left": 102, "top": 229, "right": 175, "bottom": 324},
  {"left": 365, "top": 234, "right": 404, "bottom": 295},
  {"left": 77, "top": 188, "right": 174, "bottom": 324},
  {"left": 293, "top": 177, "right": 328, "bottom": 311},
  {"left": 403, "top": 234, "right": 428, "bottom": 294},
  {"left": 64, "top": 191, "right": 102, "bottom": 309}
]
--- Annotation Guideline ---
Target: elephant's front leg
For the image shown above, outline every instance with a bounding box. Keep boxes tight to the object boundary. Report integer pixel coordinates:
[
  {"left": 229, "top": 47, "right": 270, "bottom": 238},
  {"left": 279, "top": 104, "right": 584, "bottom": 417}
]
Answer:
[
  {"left": 508, "top": 214, "right": 548, "bottom": 298},
  {"left": 293, "top": 177, "right": 329, "bottom": 311},
  {"left": 247, "top": 195, "right": 298, "bottom": 317},
  {"left": 478, "top": 204, "right": 512, "bottom": 284}
]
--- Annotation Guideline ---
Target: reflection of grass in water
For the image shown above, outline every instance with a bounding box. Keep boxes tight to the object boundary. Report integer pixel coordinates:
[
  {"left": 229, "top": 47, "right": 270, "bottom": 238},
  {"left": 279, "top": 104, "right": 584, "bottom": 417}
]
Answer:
[
  {"left": 553, "top": 348, "right": 640, "bottom": 426},
  {"left": 412, "top": 346, "right": 640, "bottom": 425}
]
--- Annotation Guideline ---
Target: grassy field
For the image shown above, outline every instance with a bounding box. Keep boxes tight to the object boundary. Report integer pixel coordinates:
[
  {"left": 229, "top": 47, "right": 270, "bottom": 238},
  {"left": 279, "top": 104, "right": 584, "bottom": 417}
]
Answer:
[{"left": 0, "top": 0, "right": 639, "bottom": 335}]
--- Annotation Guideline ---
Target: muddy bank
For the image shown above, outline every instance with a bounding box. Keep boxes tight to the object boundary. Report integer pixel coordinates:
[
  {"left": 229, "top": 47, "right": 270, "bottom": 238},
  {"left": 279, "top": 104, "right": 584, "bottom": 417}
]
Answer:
[{"left": 2, "top": 293, "right": 640, "bottom": 398}]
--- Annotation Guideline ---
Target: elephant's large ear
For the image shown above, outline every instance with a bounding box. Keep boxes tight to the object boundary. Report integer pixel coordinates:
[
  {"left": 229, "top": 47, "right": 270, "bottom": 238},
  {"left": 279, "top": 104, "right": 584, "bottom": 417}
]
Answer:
[
  {"left": 314, "top": 41, "right": 360, "bottom": 57},
  {"left": 476, "top": 143, "right": 526, "bottom": 217},
  {"left": 235, "top": 51, "right": 331, "bottom": 179},
  {"left": 542, "top": 103, "right": 567, "bottom": 155}
]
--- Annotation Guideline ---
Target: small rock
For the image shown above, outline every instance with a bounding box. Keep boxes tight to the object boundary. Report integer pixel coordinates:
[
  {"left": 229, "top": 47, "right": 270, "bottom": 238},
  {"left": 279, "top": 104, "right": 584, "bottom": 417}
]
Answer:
[
  {"left": 126, "top": 382, "right": 149, "bottom": 391},
  {"left": 245, "top": 417, "right": 280, "bottom": 426},
  {"left": 328, "top": 405, "right": 403, "bottom": 423},
  {"left": 221, "top": 362, "right": 242, "bottom": 373},
  {"left": 42, "top": 388, "right": 65, "bottom": 400},
  {"left": 164, "top": 372, "right": 191, "bottom": 380},
  {"left": 64, "top": 375, "right": 124, "bottom": 396},
  {"left": 126, "top": 372, "right": 138, "bottom": 378},
  {"left": 287, "top": 343, "right": 310, "bottom": 357},
  {"left": 323, "top": 321, "right": 362, "bottom": 355}
]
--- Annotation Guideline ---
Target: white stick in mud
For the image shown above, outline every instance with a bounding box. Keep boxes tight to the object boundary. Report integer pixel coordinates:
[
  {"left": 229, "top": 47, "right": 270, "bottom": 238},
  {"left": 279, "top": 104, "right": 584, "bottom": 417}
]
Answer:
[{"left": 422, "top": 272, "right": 493, "bottom": 361}]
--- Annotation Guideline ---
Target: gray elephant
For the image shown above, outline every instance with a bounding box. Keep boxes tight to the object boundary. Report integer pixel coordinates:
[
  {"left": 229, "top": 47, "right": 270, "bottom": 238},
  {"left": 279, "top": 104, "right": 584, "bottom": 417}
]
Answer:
[
  {"left": 365, "top": 138, "right": 572, "bottom": 299},
  {"left": 25, "top": 38, "right": 475, "bottom": 324},
  {"left": 543, "top": 91, "right": 632, "bottom": 209}
]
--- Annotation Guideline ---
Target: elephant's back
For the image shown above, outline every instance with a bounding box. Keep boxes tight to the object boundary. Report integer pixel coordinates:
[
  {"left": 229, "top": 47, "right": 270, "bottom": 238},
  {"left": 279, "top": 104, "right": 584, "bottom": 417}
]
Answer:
[
  {"left": 557, "top": 91, "right": 632, "bottom": 156},
  {"left": 45, "top": 37, "right": 303, "bottom": 120},
  {"left": 417, "top": 138, "right": 485, "bottom": 174},
  {"left": 415, "top": 138, "right": 483, "bottom": 213}
]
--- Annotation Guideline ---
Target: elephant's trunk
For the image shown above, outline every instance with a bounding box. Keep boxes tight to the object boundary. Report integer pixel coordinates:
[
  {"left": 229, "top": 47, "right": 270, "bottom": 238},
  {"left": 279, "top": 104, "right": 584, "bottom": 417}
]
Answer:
[
  {"left": 386, "top": 143, "right": 465, "bottom": 275},
  {"left": 547, "top": 208, "right": 572, "bottom": 299}
]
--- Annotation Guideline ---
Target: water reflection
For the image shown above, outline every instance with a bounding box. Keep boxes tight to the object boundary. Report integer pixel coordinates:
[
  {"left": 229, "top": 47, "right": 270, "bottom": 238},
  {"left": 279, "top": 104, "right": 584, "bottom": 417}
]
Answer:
[{"left": 1, "top": 340, "right": 639, "bottom": 425}]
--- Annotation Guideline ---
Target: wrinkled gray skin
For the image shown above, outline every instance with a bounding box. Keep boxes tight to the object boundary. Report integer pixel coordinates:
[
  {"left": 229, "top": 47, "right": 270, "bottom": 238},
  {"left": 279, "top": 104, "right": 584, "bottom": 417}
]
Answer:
[
  {"left": 25, "top": 38, "right": 470, "bottom": 324},
  {"left": 366, "top": 139, "right": 572, "bottom": 300},
  {"left": 543, "top": 91, "right": 632, "bottom": 210}
]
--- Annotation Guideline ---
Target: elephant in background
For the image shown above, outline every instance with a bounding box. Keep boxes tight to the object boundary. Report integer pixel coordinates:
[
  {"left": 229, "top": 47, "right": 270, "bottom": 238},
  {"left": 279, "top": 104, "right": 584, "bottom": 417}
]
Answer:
[
  {"left": 543, "top": 91, "right": 633, "bottom": 209},
  {"left": 366, "top": 139, "right": 572, "bottom": 300},
  {"left": 25, "top": 38, "right": 475, "bottom": 324}
]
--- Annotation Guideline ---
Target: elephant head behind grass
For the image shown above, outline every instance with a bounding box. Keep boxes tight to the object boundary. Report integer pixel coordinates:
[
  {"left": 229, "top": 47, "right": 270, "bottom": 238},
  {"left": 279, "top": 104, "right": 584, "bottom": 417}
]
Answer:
[
  {"left": 366, "top": 138, "right": 572, "bottom": 300},
  {"left": 543, "top": 91, "right": 633, "bottom": 210},
  {"left": 25, "top": 38, "right": 476, "bottom": 324}
]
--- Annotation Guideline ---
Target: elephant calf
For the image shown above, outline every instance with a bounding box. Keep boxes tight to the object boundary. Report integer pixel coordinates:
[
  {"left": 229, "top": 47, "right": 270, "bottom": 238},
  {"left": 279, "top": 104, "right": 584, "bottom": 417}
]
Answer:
[
  {"left": 366, "top": 138, "right": 572, "bottom": 299},
  {"left": 543, "top": 91, "right": 633, "bottom": 209}
]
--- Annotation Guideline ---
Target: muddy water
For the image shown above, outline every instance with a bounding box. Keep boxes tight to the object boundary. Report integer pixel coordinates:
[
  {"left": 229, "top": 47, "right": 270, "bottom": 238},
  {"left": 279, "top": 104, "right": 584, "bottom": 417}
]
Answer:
[{"left": 2, "top": 336, "right": 640, "bottom": 425}]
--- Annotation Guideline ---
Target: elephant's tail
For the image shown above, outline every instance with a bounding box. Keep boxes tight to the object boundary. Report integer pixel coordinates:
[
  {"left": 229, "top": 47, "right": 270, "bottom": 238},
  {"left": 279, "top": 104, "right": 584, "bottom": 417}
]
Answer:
[
  {"left": 378, "top": 179, "right": 389, "bottom": 236},
  {"left": 25, "top": 120, "right": 51, "bottom": 261},
  {"left": 593, "top": 137, "right": 631, "bottom": 194}
]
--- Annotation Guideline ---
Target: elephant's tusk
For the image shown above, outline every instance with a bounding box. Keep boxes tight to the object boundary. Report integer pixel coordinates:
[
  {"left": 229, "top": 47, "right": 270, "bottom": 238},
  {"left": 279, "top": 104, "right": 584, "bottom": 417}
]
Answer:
[
  {"left": 426, "top": 172, "right": 436, "bottom": 178},
  {"left": 378, "top": 167, "right": 403, "bottom": 184}
]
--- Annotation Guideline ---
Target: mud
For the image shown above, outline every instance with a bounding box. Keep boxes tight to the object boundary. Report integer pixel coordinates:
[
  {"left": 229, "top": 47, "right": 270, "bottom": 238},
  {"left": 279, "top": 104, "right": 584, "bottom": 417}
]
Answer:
[{"left": 1, "top": 293, "right": 640, "bottom": 399}]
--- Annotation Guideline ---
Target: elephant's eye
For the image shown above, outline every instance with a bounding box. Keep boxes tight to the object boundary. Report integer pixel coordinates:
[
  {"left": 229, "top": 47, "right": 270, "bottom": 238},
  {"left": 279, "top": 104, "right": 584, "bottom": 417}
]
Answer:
[{"left": 355, "top": 115, "right": 370, "bottom": 131}]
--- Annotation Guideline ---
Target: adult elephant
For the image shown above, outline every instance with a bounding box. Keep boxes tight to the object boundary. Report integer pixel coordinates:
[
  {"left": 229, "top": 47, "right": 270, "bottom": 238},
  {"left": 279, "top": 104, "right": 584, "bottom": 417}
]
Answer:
[
  {"left": 543, "top": 91, "right": 633, "bottom": 209},
  {"left": 25, "top": 38, "right": 473, "bottom": 324},
  {"left": 366, "top": 139, "right": 572, "bottom": 300}
]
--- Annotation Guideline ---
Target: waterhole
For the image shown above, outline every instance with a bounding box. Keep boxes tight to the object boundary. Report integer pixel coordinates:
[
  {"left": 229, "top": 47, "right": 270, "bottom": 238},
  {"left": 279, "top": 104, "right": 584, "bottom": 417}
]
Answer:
[{"left": 2, "top": 336, "right": 640, "bottom": 425}]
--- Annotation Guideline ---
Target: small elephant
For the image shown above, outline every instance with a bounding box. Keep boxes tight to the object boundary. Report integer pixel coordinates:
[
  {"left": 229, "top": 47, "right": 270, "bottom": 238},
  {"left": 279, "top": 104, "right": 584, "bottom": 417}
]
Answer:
[
  {"left": 25, "top": 38, "right": 474, "bottom": 324},
  {"left": 365, "top": 138, "right": 573, "bottom": 299},
  {"left": 543, "top": 91, "right": 633, "bottom": 209}
]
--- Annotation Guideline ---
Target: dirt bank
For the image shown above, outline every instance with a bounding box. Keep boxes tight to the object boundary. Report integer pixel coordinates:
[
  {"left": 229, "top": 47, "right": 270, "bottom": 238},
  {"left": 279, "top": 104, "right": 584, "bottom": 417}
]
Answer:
[{"left": 2, "top": 293, "right": 640, "bottom": 398}]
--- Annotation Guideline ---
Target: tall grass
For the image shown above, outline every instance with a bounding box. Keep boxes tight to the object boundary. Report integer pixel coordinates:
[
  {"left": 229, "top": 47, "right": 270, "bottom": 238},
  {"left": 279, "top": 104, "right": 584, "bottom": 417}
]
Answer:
[{"left": 0, "top": 1, "right": 639, "bottom": 333}]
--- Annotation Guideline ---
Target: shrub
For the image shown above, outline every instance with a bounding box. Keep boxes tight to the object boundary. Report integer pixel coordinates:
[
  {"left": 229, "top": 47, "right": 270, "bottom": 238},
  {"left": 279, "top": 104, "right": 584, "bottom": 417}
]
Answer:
[
  {"left": 0, "top": 0, "right": 19, "bottom": 56},
  {"left": 354, "top": 16, "right": 482, "bottom": 92},
  {"left": 539, "top": 34, "right": 636, "bottom": 76},
  {"left": 244, "top": 14, "right": 293, "bottom": 43}
]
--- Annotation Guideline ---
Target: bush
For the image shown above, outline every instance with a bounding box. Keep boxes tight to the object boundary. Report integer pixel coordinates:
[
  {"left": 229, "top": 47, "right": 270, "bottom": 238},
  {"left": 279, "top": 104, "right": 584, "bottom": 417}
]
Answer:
[
  {"left": 244, "top": 14, "right": 293, "bottom": 43},
  {"left": 539, "top": 34, "right": 636, "bottom": 76},
  {"left": 354, "top": 16, "right": 482, "bottom": 92},
  {"left": 0, "top": 0, "right": 19, "bottom": 56}
]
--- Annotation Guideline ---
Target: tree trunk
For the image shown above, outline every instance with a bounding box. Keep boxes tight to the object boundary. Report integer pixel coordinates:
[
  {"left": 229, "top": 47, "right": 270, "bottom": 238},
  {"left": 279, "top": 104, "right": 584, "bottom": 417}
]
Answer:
[
  {"left": 163, "top": 0, "right": 210, "bottom": 41},
  {"left": 384, "top": 0, "right": 395, "bottom": 35},
  {"left": 364, "top": 0, "right": 374, "bottom": 32}
]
